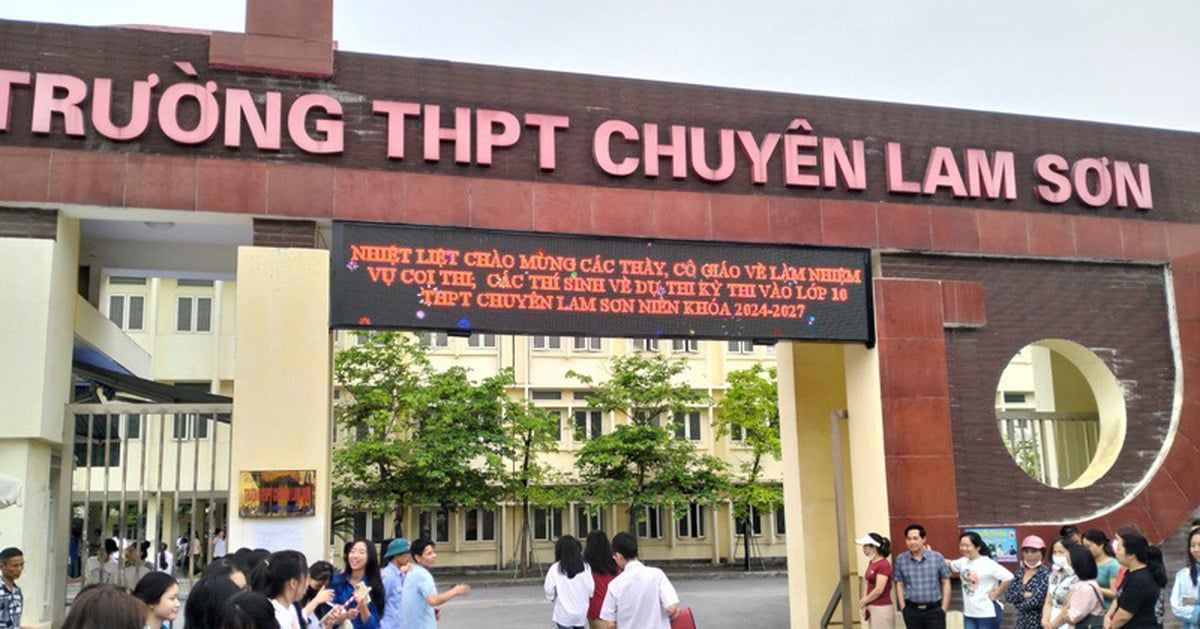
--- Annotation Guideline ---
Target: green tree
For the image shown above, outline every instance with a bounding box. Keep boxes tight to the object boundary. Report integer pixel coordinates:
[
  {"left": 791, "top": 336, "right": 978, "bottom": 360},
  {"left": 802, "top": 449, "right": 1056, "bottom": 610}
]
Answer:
[
  {"left": 332, "top": 332, "right": 515, "bottom": 536},
  {"left": 568, "top": 353, "right": 727, "bottom": 533},
  {"left": 504, "top": 399, "right": 571, "bottom": 574},
  {"left": 714, "top": 364, "right": 783, "bottom": 570}
]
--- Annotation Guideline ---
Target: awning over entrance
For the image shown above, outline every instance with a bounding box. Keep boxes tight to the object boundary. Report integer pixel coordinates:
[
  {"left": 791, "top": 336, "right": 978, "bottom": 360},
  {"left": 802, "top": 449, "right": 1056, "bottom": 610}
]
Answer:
[{"left": 71, "top": 360, "right": 232, "bottom": 406}]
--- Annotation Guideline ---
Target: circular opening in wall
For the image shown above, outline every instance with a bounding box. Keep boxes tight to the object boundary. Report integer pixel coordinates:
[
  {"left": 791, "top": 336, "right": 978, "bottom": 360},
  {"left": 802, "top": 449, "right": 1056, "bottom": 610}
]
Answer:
[{"left": 994, "top": 339, "right": 1125, "bottom": 489}]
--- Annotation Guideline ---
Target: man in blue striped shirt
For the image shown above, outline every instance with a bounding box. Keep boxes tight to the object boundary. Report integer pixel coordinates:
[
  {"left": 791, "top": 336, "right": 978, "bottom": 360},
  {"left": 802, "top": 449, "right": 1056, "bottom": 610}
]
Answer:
[{"left": 894, "top": 524, "right": 951, "bottom": 629}]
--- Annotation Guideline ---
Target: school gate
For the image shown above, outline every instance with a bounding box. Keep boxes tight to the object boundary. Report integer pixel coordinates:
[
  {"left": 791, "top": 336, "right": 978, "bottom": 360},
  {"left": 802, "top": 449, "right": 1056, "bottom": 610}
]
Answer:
[{"left": 2, "top": 2, "right": 1199, "bottom": 626}]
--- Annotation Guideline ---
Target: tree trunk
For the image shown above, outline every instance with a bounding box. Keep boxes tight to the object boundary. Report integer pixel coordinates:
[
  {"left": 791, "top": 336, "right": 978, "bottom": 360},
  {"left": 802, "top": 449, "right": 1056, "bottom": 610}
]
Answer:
[{"left": 742, "top": 516, "right": 751, "bottom": 572}]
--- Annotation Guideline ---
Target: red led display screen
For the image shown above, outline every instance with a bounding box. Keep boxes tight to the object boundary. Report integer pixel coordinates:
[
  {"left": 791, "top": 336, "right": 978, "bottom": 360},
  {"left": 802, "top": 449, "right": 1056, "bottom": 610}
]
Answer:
[{"left": 331, "top": 222, "right": 873, "bottom": 344}]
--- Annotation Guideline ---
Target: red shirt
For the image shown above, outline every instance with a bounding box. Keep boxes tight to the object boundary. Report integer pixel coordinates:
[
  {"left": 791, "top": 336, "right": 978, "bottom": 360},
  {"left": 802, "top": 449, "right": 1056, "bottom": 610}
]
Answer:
[
  {"left": 864, "top": 558, "right": 894, "bottom": 606},
  {"left": 588, "top": 571, "right": 617, "bottom": 619}
]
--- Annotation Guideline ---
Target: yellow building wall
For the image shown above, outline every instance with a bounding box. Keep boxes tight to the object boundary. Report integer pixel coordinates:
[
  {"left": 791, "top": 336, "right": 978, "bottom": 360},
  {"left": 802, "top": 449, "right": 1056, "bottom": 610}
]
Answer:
[
  {"left": 0, "top": 215, "right": 80, "bottom": 628},
  {"left": 229, "top": 247, "right": 332, "bottom": 562}
]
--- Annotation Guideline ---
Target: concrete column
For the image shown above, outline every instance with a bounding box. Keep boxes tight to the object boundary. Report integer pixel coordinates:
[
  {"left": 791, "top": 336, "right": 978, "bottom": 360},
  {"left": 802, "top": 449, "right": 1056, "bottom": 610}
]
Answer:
[
  {"left": 0, "top": 214, "right": 80, "bottom": 628},
  {"left": 843, "top": 343, "right": 891, "bottom": 562},
  {"left": 229, "top": 247, "right": 331, "bottom": 562},
  {"left": 778, "top": 341, "right": 852, "bottom": 629}
]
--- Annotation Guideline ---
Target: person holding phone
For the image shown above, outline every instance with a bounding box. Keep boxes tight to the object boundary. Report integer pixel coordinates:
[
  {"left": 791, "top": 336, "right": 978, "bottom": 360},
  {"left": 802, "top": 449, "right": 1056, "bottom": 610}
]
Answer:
[{"left": 331, "top": 538, "right": 385, "bottom": 629}]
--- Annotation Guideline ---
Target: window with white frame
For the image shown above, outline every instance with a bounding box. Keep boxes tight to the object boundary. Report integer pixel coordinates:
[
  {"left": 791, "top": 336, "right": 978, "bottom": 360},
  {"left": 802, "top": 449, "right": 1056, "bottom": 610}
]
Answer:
[
  {"left": 532, "top": 336, "right": 561, "bottom": 350},
  {"left": 671, "top": 339, "right": 699, "bottom": 353},
  {"left": 463, "top": 508, "right": 496, "bottom": 542},
  {"left": 674, "top": 411, "right": 702, "bottom": 441},
  {"left": 107, "top": 295, "right": 145, "bottom": 331},
  {"left": 774, "top": 506, "right": 786, "bottom": 535},
  {"left": 419, "top": 508, "right": 450, "bottom": 543},
  {"left": 677, "top": 503, "right": 706, "bottom": 539},
  {"left": 416, "top": 331, "right": 449, "bottom": 349},
  {"left": 735, "top": 506, "right": 763, "bottom": 537},
  {"left": 727, "top": 340, "right": 754, "bottom": 354},
  {"left": 532, "top": 507, "right": 563, "bottom": 541},
  {"left": 467, "top": 333, "right": 497, "bottom": 348},
  {"left": 635, "top": 505, "right": 664, "bottom": 539},
  {"left": 172, "top": 413, "right": 212, "bottom": 440},
  {"left": 574, "top": 410, "right": 603, "bottom": 440},
  {"left": 573, "top": 336, "right": 602, "bottom": 352},
  {"left": 576, "top": 506, "right": 605, "bottom": 537},
  {"left": 729, "top": 423, "right": 747, "bottom": 443},
  {"left": 176, "top": 296, "right": 213, "bottom": 332},
  {"left": 632, "top": 338, "right": 660, "bottom": 352},
  {"left": 352, "top": 510, "right": 385, "bottom": 542},
  {"left": 546, "top": 410, "right": 563, "bottom": 441}
]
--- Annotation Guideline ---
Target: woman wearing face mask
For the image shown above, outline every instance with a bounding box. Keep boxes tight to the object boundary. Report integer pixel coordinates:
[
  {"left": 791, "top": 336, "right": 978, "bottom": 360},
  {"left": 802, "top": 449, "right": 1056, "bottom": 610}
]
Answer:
[
  {"left": 1043, "top": 537, "right": 1079, "bottom": 628},
  {"left": 948, "top": 532, "right": 1014, "bottom": 629},
  {"left": 250, "top": 549, "right": 310, "bottom": 629},
  {"left": 1082, "top": 529, "right": 1120, "bottom": 610},
  {"left": 1053, "top": 545, "right": 1106, "bottom": 629},
  {"left": 854, "top": 532, "right": 894, "bottom": 629},
  {"left": 1005, "top": 535, "right": 1050, "bottom": 629}
]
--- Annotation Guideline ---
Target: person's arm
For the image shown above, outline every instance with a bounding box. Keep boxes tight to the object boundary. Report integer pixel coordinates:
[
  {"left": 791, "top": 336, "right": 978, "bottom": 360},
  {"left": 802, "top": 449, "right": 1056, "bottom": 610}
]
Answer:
[
  {"left": 426, "top": 583, "right": 470, "bottom": 607},
  {"left": 659, "top": 574, "right": 681, "bottom": 620},
  {"left": 303, "top": 587, "right": 334, "bottom": 619},
  {"left": 543, "top": 568, "right": 557, "bottom": 602},
  {"left": 861, "top": 574, "right": 890, "bottom": 607},
  {"left": 895, "top": 579, "right": 907, "bottom": 610},
  {"left": 1109, "top": 607, "right": 1134, "bottom": 628},
  {"left": 991, "top": 566, "right": 1014, "bottom": 601},
  {"left": 599, "top": 584, "right": 618, "bottom": 628},
  {"left": 941, "top": 577, "right": 951, "bottom": 612}
]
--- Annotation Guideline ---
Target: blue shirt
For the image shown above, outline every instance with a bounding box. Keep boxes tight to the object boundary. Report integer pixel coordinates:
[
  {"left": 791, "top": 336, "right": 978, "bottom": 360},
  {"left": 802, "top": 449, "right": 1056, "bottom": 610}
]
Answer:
[
  {"left": 380, "top": 562, "right": 406, "bottom": 629},
  {"left": 331, "top": 572, "right": 380, "bottom": 629},
  {"left": 399, "top": 563, "right": 438, "bottom": 629},
  {"left": 894, "top": 547, "right": 951, "bottom": 604}
]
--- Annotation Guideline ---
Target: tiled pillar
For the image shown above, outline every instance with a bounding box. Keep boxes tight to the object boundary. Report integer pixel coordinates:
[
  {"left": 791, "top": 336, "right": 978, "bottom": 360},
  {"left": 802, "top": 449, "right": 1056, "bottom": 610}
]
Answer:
[{"left": 873, "top": 278, "right": 961, "bottom": 548}]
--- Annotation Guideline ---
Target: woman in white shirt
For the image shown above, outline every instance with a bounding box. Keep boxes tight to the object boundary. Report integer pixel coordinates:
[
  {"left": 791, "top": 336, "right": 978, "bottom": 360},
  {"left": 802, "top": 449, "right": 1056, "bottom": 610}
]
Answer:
[
  {"left": 949, "top": 531, "right": 1014, "bottom": 629},
  {"left": 1170, "top": 528, "right": 1200, "bottom": 629},
  {"left": 545, "top": 534, "right": 595, "bottom": 629},
  {"left": 251, "top": 549, "right": 309, "bottom": 629}
]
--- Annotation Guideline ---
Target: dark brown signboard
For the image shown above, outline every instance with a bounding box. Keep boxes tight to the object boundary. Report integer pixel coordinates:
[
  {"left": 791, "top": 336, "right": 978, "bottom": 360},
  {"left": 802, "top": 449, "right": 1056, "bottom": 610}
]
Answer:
[{"left": 331, "top": 222, "right": 873, "bottom": 344}]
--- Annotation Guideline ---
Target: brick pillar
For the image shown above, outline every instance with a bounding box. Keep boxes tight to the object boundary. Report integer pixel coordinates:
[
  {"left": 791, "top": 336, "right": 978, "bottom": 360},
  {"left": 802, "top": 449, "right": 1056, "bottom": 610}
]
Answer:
[{"left": 874, "top": 278, "right": 961, "bottom": 548}]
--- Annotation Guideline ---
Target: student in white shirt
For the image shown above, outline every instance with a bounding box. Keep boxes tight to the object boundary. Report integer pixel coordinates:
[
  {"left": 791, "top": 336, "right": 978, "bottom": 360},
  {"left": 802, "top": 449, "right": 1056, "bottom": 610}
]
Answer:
[
  {"left": 599, "top": 532, "right": 681, "bottom": 629},
  {"left": 545, "top": 534, "right": 594, "bottom": 629},
  {"left": 251, "top": 549, "right": 309, "bottom": 629}
]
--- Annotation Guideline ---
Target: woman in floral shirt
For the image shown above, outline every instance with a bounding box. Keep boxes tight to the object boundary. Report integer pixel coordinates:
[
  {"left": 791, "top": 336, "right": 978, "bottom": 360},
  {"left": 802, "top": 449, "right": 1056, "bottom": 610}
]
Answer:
[{"left": 1006, "top": 535, "right": 1051, "bottom": 629}]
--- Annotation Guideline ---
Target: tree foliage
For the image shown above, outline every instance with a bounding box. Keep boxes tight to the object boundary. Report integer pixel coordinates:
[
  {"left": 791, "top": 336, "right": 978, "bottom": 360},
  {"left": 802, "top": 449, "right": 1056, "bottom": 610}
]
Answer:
[
  {"left": 714, "top": 364, "right": 783, "bottom": 569},
  {"left": 568, "top": 353, "right": 727, "bottom": 532},
  {"left": 331, "top": 332, "right": 515, "bottom": 533}
]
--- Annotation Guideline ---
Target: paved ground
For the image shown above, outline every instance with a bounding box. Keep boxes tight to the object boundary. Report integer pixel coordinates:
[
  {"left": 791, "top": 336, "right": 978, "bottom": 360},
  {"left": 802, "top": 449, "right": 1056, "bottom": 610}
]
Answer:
[{"left": 437, "top": 573, "right": 790, "bottom": 628}]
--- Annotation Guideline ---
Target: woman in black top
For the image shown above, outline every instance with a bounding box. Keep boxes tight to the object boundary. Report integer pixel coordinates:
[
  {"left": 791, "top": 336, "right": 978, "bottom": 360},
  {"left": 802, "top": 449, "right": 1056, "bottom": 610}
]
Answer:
[{"left": 1113, "top": 531, "right": 1167, "bottom": 628}]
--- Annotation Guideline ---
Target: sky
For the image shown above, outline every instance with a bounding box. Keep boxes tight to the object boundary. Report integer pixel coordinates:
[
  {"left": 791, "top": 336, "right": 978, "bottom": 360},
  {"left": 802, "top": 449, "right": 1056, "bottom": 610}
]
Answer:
[{"left": 2, "top": 0, "right": 1198, "bottom": 132}]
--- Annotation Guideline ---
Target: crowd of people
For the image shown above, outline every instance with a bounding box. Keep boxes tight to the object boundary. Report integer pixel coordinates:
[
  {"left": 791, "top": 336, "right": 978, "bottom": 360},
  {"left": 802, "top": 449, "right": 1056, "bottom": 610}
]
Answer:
[
  {"left": 853, "top": 519, "right": 1200, "bottom": 629},
  {"left": 45, "top": 527, "right": 686, "bottom": 628}
]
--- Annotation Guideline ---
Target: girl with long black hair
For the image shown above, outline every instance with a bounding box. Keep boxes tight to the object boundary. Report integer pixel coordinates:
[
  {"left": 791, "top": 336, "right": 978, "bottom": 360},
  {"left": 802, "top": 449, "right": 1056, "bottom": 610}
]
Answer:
[
  {"left": 330, "top": 538, "right": 385, "bottom": 629},
  {"left": 545, "top": 534, "right": 594, "bottom": 629},
  {"left": 583, "top": 530, "right": 620, "bottom": 629}
]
